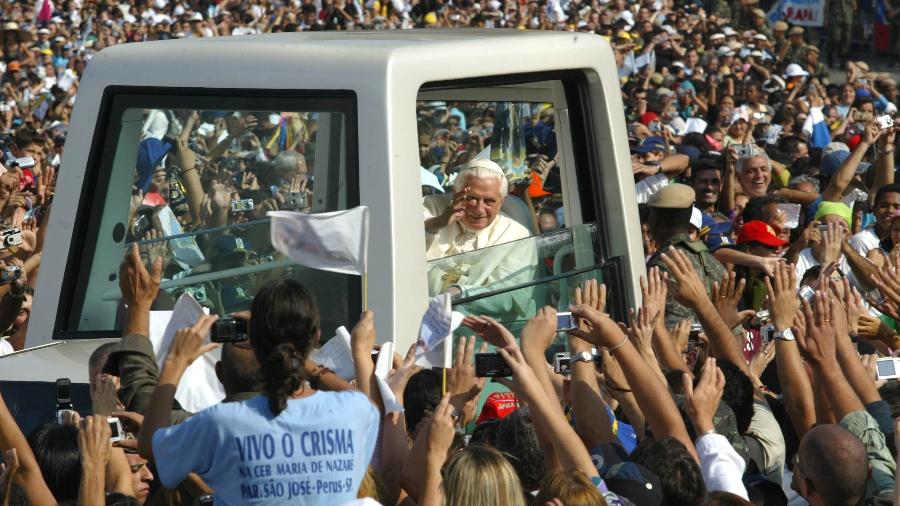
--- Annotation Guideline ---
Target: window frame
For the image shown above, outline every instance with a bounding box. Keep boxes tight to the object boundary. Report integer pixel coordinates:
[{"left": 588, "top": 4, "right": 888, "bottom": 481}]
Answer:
[
  {"left": 418, "top": 70, "right": 629, "bottom": 321},
  {"left": 54, "top": 87, "right": 360, "bottom": 340}
]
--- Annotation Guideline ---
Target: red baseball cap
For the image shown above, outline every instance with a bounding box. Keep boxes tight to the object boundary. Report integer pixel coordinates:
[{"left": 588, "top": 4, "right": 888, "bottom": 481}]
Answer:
[
  {"left": 737, "top": 220, "right": 788, "bottom": 247},
  {"left": 476, "top": 392, "right": 519, "bottom": 424},
  {"left": 640, "top": 112, "right": 660, "bottom": 126}
]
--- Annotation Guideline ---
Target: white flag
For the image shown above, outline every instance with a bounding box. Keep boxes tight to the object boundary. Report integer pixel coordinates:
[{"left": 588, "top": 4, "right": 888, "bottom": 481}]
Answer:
[
  {"left": 269, "top": 206, "right": 369, "bottom": 275},
  {"left": 415, "top": 293, "right": 464, "bottom": 369}
]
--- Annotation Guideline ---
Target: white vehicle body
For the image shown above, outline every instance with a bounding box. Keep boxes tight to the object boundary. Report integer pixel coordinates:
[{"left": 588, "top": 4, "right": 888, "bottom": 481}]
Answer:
[{"left": 1, "top": 30, "right": 643, "bottom": 393}]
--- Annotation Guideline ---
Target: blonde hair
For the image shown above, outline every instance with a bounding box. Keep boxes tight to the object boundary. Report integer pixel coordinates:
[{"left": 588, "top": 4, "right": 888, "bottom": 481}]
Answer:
[
  {"left": 442, "top": 445, "right": 526, "bottom": 506},
  {"left": 356, "top": 466, "right": 396, "bottom": 505},
  {"left": 534, "top": 470, "right": 608, "bottom": 506}
]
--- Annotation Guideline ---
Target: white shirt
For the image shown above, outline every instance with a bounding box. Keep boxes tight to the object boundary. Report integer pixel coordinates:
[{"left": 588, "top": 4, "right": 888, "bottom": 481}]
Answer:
[
  {"left": 696, "top": 433, "right": 749, "bottom": 499},
  {"left": 0, "top": 339, "right": 13, "bottom": 356},
  {"left": 423, "top": 195, "right": 535, "bottom": 319},
  {"left": 795, "top": 248, "right": 855, "bottom": 289},
  {"left": 850, "top": 228, "right": 881, "bottom": 258}
]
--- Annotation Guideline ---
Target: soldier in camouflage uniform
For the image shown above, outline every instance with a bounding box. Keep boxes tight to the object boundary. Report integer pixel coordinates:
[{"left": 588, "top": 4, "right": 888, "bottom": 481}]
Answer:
[
  {"left": 710, "top": 0, "right": 733, "bottom": 24},
  {"left": 645, "top": 184, "right": 727, "bottom": 328},
  {"left": 827, "top": 0, "right": 855, "bottom": 67},
  {"left": 783, "top": 26, "right": 809, "bottom": 65}
]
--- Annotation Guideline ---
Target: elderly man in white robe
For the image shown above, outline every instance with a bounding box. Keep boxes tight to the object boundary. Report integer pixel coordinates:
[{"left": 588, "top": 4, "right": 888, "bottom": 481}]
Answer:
[{"left": 423, "top": 159, "right": 537, "bottom": 321}]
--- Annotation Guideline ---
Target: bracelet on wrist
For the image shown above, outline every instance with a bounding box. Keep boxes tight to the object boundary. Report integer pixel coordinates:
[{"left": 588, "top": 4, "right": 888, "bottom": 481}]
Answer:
[{"left": 603, "top": 334, "right": 629, "bottom": 353}]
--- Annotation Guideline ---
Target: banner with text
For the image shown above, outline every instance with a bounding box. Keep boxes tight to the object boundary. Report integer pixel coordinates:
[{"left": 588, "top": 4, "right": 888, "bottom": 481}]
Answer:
[{"left": 767, "top": 0, "right": 824, "bottom": 26}]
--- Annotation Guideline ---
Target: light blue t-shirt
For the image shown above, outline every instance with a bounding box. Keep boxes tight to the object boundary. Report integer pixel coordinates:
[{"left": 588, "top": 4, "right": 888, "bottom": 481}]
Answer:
[{"left": 152, "top": 391, "right": 379, "bottom": 505}]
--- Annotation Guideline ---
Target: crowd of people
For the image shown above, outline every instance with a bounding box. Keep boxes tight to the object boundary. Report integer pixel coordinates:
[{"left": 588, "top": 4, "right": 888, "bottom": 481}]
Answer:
[{"left": 0, "top": 0, "right": 897, "bottom": 505}]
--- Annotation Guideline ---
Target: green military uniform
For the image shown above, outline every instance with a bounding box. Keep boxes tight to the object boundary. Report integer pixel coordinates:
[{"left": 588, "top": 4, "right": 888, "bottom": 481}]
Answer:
[
  {"left": 711, "top": 0, "right": 733, "bottom": 23},
  {"left": 828, "top": 0, "right": 855, "bottom": 63},
  {"left": 644, "top": 183, "right": 727, "bottom": 329},
  {"left": 648, "top": 233, "right": 727, "bottom": 328}
]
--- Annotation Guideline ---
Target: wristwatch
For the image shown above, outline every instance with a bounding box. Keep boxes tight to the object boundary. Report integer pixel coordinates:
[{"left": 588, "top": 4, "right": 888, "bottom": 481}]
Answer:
[
  {"left": 571, "top": 351, "right": 594, "bottom": 364},
  {"left": 774, "top": 328, "right": 795, "bottom": 341}
]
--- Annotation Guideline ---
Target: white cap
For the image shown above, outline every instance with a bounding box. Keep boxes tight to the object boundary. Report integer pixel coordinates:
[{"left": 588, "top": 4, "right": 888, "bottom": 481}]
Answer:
[
  {"left": 464, "top": 158, "right": 505, "bottom": 176},
  {"left": 690, "top": 207, "right": 703, "bottom": 230},
  {"left": 188, "top": 12, "right": 203, "bottom": 21},
  {"left": 784, "top": 63, "right": 810, "bottom": 78},
  {"left": 717, "top": 46, "right": 734, "bottom": 57},
  {"left": 723, "top": 26, "right": 737, "bottom": 36},
  {"left": 710, "top": 33, "right": 725, "bottom": 40},
  {"left": 823, "top": 142, "right": 849, "bottom": 156},
  {"left": 754, "top": 33, "right": 768, "bottom": 40}
]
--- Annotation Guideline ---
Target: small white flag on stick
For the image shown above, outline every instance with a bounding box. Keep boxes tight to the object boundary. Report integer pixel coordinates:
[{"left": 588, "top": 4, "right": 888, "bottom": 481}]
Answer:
[
  {"left": 415, "top": 293, "right": 464, "bottom": 369},
  {"left": 269, "top": 206, "right": 369, "bottom": 276}
]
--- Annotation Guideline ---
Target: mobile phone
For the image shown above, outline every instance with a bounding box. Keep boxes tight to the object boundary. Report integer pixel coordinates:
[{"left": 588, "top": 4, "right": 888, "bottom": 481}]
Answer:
[
  {"left": 799, "top": 285, "right": 815, "bottom": 302},
  {"left": 687, "top": 322, "right": 702, "bottom": 352},
  {"left": 15, "top": 156, "right": 34, "bottom": 169},
  {"left": 877, "top": 114, "right": 894, "bottom": 130},
  {"left": 108, "top": 416, "right": 125, "bottom": 443},
  {"left": 197, "top": 494, "right": 214, "bottom": 506},
  {"left": 210, "top": 317, "right": 249, "bottom": 343},
  {"left": 817, "top": 223, "right": 830, "bottom": 232},
  {"left": 876, "top": 357, "right": 900, "bottom": 380},
  {"left": 56, "top": 378, "right": 72, "bottom": 420},
  {"left": 553, "top": 352, "right": 571, "bottom": 375},
  {"left": 475, "top": 352, "right": 513, "bottom": 377},
  {"left": 230, "top": 198, "right": 254, "bottom": 213},
  {"left": 557, "top": 312, "right": 577, "bottom": 331},
  {"left": 370, "top": 349, "right": 379, "bottom": 363},
  {"left": 760, "top": 324, "right": 775, "bottom": 345}
]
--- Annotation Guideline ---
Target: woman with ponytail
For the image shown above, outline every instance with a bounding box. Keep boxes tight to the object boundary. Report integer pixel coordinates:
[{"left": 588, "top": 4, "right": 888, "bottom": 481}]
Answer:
[{"left": 137, "top": 279, "right": 379, "bottom": 505}]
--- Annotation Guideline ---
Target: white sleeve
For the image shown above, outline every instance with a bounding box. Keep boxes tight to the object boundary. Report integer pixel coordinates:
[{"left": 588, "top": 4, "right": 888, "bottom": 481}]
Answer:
[
  {"left": 635, "top": 174, "right": 669, "bottom": 204},
  {"left": 696, "top": 433, "right": 749, "bottom": 499},
  {"left": 0, "top": 339, "right": 13, "bottom": 356}
]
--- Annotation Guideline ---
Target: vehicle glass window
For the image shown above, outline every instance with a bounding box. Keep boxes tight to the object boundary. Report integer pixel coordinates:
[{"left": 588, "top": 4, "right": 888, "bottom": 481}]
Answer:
[
  {"left": 420, "top": 98, "right": 605, "bottom": 325},
  {"left": 67, "top": 95, "right": 358, "bottom": 338}
]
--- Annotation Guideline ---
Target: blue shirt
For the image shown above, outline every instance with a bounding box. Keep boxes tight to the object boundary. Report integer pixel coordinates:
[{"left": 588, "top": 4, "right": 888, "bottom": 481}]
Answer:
[{"left": 152, "top": 391, "right": 379, "bottom": 505}]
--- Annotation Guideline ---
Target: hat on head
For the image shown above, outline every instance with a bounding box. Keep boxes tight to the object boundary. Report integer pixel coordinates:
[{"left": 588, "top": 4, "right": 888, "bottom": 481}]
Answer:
[
  {"left": 752, "top": 8, "right": 767, "bottom": 17},
  {"left": 722, "top": 26, "right": 737, "bottom": 36},
  {"left": 727, "top": 40, "right": 743, "bottom": 50},
  {"left": 784, "top": 63, "right": 810, "bottom": 78},
  {"left": 463, "top": 158, "right": 505, "bottom": 177},
  {"left": 750, "top": 50, "right": 763, "bottom": 58},
  {"left": 633, "top": 136, "right": 666, "bottom": 154},
  {"left": 589, "top": 443, "right": 663, "bottom": 506},
  {"left": 476, "top": 392, "right": 519, "bottom": 424},
  {"left": 821, "top": 148, "right": 871, "bottom": 177},
  {"left": 823, "top": 142, "right": 849, "bottom": 156},
  {"left": 188, "top": 12, "right": 204, "bottom": 21},
  {"left": 854, "top": 61, "right": 870, "bottom": 72},
  {"left": 754, "top": 33, "right": 768, "bottom": 40},
  {"left": 710, "top": 33, "right": 725, "bottom": 41},
  {"left": 737, "top": 220, "right": 788, "bottom": 247},
  {"left": 788, "top": 26, "right": 804, "bottom": 35},
  {"left": 806, "top": 44, "right": 820, "bottom": 54},
  {"left": 647, "top": 183, "right": 695, "bottom": 209},
  {"left": 214, "top": 235, "right": 253, "bottom": 259},
  {"left": 649, "top": 72, "right": 664, "bottom": 85},
  {"left": 640, "top": 111, "right": 660, "bottom": 125},
  {"left": 773, "top": 20, "right": 789, "bottom": 31},
  {"left": 37, "top": 28, "right": 50, "bottom": 35},
  {"left": 6, "top": 61, "right": 20, "bottom": 72},
  {"left": 717, "top": 46, "right": 735, "bottom": 57},
  {"left": 763, "top": 76, "right": 786, "bottom": 93},
  {"left": 136, "top": 137, "right": 173, "bottom": 192},
  {"left": 813, "top": 201, "right": 852, "bottom": 226}
]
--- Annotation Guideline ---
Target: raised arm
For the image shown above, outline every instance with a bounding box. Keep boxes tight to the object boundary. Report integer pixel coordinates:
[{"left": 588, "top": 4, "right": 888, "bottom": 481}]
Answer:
[
  {"left": 137, "top": 316, "right": 219, "bottom": 462},
  {"left": 0, "top": 390, "right": 54, "bottom": 505},
  {"left": 822, "top": 123, "right": 881, "bottom": 202},
  {"left": 765, "top": 263, "right": 815, "bottom": 436},
  {"left": 660, "top": 248, "right": 750, "bottom": 376},
  {"left": 570, "top": 304, "right": 699, "bottom": 463}
]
